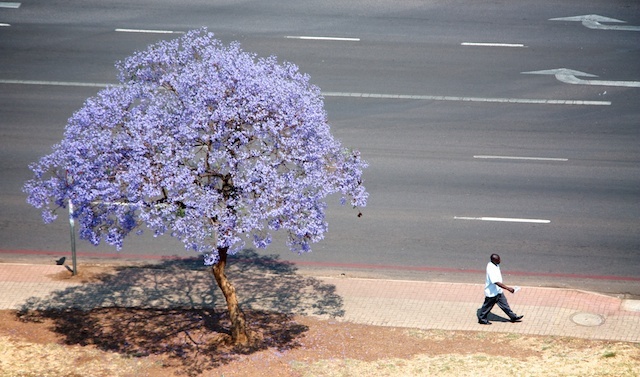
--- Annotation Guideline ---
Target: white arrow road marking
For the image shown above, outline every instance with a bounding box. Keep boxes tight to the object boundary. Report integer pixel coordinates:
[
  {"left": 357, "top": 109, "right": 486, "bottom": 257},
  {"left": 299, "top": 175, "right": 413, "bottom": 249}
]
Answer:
[
  {"left": 550, "top": 15, "right": 625, "bottom": 23},
  {"left": 454, "top": 217, "right": 551, "bottom": 224},
  {"left": 550, "top": 14, "right": 640, "bottom": 31},
  {"left": 581, "top": 20, "right": 640, "bottom": 31},
  {"left": 522, "top": 68, "right": 640, "bottom": 88}
]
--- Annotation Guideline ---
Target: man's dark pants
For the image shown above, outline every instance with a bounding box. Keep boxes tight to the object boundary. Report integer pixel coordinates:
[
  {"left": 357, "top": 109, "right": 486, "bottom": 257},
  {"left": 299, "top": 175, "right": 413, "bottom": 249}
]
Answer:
[{"left": 478, "top": 294, "right": 517, "bottom": 321}]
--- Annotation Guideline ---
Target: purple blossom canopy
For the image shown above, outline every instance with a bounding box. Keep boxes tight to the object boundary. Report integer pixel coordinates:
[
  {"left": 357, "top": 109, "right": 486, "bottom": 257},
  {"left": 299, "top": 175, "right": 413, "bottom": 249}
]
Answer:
[{"left": 24, "top": 29, "right": 368, "bottom": 264}]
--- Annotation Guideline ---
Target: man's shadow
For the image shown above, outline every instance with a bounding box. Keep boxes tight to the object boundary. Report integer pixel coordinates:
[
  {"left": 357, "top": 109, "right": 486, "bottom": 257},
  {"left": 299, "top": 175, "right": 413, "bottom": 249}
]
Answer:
[
  {"left": 17, "top": 250, "right": 344, "bottom": 375},
  {"left": 476, "top": 309, "right": 511, "bottom": 323}
]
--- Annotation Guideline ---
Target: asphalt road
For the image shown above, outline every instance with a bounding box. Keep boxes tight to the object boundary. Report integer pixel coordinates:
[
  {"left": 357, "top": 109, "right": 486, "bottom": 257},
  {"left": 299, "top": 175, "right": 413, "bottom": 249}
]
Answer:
[{"left": 1, "top": 1, "right": 639, "bottom": 295}]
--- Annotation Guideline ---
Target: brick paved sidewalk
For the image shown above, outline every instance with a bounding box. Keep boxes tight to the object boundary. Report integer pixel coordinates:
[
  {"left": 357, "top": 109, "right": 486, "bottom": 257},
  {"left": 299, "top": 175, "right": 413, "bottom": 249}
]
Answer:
[{"left": 1, "top": 263, "right": 638, "bottom": 342}]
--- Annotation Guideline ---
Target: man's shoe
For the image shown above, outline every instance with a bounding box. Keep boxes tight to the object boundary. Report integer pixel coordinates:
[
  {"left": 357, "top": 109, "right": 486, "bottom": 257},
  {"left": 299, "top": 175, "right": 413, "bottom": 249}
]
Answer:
[
  {"left": 510, "top": 315, "right": 524, "bottom": 322},
  {"left": 478, "top": 320, "right": 491, "bottom": 325}
]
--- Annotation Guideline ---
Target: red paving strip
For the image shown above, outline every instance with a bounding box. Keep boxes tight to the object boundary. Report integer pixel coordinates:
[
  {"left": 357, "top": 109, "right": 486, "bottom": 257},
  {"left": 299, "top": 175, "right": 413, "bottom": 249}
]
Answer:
[
  {"left": 0, "top": 248, "right": 177, "bottom": 260},
  {"left": 2, "top": 248, "right": 640, "bottom": 282}
]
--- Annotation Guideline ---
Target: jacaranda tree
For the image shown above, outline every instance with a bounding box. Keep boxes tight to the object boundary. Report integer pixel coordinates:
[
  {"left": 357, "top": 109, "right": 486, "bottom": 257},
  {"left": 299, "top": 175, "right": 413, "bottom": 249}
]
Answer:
[{"left": 24, "top": 29, "right": 368, "bottom": 345}]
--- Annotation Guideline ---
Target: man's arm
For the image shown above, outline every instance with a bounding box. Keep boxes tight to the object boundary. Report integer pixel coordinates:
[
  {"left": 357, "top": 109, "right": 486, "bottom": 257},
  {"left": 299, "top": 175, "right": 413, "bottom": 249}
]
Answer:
[{"left": 496, "top": 282, "right": 515, "bottom": 293}]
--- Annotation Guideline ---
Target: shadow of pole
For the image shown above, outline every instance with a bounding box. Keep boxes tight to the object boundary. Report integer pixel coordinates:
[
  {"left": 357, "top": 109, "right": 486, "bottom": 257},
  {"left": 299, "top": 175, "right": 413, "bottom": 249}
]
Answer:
[{"left": 17, "top": 250, "right": 344, "bottom": 375}]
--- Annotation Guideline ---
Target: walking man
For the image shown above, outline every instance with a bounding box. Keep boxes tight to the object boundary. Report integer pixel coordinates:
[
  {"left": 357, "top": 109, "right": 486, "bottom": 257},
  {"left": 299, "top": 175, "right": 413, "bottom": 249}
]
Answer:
[{"left": 478, "top": 254, "right": 523, "bottom": 325}]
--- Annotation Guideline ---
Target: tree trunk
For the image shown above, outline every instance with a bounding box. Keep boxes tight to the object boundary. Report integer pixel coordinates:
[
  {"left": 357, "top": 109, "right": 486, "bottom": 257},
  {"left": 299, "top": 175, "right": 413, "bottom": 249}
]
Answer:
[{"left": 211, "top": 247, "right": 250, "bottom": 346}]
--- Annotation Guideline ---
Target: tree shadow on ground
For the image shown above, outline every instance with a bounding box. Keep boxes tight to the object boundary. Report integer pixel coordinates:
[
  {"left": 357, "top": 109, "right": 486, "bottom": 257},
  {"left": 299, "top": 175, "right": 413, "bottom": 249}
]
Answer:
[{"left": 17, "top": 250, "right": 344, "bottom": 375}]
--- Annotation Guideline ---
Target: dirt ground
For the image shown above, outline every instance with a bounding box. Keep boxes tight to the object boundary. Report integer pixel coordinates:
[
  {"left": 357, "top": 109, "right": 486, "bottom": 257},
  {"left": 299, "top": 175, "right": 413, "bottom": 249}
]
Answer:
[{"left": 1, "top": 308, "right": 639, "bottom": 377}]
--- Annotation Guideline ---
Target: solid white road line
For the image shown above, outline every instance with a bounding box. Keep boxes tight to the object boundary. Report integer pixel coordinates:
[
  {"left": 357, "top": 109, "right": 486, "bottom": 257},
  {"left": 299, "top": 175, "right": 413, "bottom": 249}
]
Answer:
[
  {"left": 323, "top": 92, "right": 611, "bottom": 106},
  {"left": 286, "top": 36, "right": 360, "bottom": 41},
  {"left": 0, "top": 79, "right": 115, "bottom": 88},
  {"left": 0, "top": 80, "right": 613, "bottom": 106},
  {"left": 0, "top": 2, "right": 20, "bottom": 8},
  {"left": 474, "top": 155, "right": 569, "bottom": 161},
  {"left": 0, "top": 23, "right": 10, "bottom": 27},
  {"left": 454, "top": 216, "right": 551, "bottom": 224},
  {"left": 461, "top": 42, "right": 526, "bottom": 48},
  {"left": 115, "top": 28, "right": 184, "bottom": 34}
]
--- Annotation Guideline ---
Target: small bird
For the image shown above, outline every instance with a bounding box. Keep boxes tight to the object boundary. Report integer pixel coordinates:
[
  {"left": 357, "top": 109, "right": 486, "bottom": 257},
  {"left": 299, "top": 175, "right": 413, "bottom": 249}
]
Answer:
[{"left": 55, "top": 257, "right": 66, "bottom": 265}]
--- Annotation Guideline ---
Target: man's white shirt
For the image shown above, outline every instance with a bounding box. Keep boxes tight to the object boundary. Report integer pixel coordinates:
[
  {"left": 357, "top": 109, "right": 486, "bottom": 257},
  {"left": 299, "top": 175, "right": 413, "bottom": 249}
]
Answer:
[{"left": 485, "top": 262, "right": 503, "bottom": 297}]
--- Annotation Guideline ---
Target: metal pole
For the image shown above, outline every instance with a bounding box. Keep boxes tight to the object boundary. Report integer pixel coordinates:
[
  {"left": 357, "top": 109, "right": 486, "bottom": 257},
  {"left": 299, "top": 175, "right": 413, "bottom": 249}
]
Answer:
[{"left": 68, "top": 199, "right": 77, "bottom": 276}]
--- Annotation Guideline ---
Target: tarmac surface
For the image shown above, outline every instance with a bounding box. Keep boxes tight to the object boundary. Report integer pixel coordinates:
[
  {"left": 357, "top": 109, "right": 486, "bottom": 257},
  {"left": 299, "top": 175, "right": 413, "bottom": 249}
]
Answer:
[{"left": 1, "top": 262, "right": 639, "bottom": 343}]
